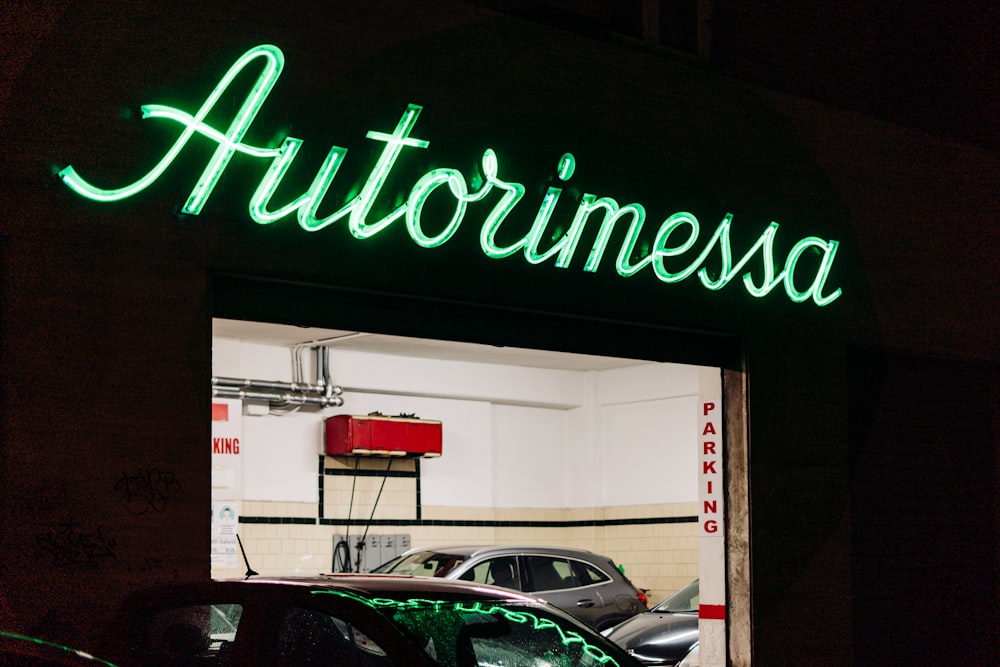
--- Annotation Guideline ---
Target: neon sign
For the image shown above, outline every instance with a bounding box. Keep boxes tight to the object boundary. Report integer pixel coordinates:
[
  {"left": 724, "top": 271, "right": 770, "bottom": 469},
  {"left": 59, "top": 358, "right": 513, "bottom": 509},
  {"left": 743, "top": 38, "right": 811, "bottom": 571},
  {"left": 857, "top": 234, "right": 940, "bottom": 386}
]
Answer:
[{"left": 59, "top": 44, "right": 842, "bottom": 306}]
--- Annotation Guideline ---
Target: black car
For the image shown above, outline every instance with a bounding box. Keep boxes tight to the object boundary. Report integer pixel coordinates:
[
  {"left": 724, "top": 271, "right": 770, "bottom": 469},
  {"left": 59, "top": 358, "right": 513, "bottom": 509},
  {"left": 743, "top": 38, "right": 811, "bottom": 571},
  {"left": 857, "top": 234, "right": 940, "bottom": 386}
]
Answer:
[
  {"left": 602, "top": 579, "right": 700, "bottom": 666},
  {"left": 98, "top": 574, "right": 643, "bottom": 666},
  {"left": 0, "top": 630, "right": 119, "bottom": 666}
]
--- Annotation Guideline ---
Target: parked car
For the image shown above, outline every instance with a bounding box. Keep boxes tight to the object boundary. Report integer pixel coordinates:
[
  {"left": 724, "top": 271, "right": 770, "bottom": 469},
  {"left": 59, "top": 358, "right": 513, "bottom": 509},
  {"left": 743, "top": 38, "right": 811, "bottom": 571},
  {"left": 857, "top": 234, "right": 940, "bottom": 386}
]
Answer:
[
  {"left": 371, "top": 545, "right": 649, "bottom": 630},
  {"left": 602, "top": 579, "right": 700, "bottom": 666},
  {"left": 676, "top": 642, "right": 699, "bottom": 667},
  {"left": 0, "top": 630, "right": 119, "bottom": 666},
  {"left": 97, "top": 574, "right": 642, "bottom": 666}
]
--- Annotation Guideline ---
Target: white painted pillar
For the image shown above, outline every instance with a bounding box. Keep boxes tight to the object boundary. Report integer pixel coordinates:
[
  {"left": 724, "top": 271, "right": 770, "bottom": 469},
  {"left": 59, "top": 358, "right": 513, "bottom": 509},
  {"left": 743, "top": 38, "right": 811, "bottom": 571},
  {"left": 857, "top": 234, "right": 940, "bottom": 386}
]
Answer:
[{"left": 698, "top": 367, "right": 726, "bottom": 666}]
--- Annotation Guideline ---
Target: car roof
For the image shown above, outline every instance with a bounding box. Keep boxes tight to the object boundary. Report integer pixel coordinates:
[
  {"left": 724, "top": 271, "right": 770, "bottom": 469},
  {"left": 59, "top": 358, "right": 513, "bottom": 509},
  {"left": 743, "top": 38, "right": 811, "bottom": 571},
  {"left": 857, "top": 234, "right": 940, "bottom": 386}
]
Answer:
[
  {"left": 1, "top": 631, "right": 119, "bottom": 666},
  {"left": 133, "top": 573, "right": 540, "bottom": 602},
  {"left": 403, "top": 545, "right": 605, "bottom": 559},
  {"left": 244, "top": 573, "right": 536, "bottom": 596}
]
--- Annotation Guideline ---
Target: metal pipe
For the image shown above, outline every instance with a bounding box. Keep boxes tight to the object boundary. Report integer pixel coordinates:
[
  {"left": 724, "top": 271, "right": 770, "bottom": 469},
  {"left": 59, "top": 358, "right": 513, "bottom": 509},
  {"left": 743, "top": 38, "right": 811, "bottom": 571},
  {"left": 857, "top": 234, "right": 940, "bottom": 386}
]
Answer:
[
  {"left": 293, "top": 332, "right": 370, "bottom": 384},
  {"left": 212, "top": 376, "right": 342, "bottom": 396},
  {"left": 317, "top": 346, "right": 338, "bottom": 400},
  {"left": 212, "top": 387, "right": 344, "bottom": 407},
  {"left": 316, "top": 346, "right": 329, "bottom": 389},
  {"left": 215, "top": 336, "right": 351, "bottom": 414}
]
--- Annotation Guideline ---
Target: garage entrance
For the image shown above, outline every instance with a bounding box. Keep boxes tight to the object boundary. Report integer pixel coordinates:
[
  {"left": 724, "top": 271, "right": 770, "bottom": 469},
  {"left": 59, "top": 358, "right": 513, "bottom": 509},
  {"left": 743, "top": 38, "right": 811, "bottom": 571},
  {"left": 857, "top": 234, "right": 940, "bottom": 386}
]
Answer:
[{"left": 208, "top": 301, "right": 747, "bottom": 664}]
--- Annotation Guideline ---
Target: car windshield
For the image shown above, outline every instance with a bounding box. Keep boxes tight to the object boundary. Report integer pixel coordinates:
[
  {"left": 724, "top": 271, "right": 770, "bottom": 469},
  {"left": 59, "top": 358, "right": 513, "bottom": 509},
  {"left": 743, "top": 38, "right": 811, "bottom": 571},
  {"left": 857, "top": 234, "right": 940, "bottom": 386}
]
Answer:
[
  {"left": 312, "top": 591, "right": 637, "bottom": 667},
  {"left": 652, "top": 580, "right": 699, "bottom": 613},
  {"left": 373, "top": 551, "right": 467, "bottom": 578}
]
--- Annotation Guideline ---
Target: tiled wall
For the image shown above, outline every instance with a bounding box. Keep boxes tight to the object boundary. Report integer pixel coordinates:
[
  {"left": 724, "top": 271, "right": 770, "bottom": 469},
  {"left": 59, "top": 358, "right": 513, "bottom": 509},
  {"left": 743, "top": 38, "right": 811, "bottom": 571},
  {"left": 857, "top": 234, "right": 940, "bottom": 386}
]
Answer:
[
  {"left": 322, "top": 455, "right": 419, "bottom": 521},
  {"left": 217, "top": 456, "right": 698, "bottom": 604}
]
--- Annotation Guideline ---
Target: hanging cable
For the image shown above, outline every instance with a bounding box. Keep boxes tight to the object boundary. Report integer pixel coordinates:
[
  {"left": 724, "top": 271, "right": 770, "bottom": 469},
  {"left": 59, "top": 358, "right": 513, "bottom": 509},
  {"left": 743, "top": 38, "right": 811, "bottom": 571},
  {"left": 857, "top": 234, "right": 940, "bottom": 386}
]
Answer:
[
  {"left": 332, "top": 456, "right": 361, "bottom": 573},
  {"left": 355, "top": 456, "right": 393, "bottom": 573},
  {"left": 332, "top": 539, "right": 352, "bottom": 573}
]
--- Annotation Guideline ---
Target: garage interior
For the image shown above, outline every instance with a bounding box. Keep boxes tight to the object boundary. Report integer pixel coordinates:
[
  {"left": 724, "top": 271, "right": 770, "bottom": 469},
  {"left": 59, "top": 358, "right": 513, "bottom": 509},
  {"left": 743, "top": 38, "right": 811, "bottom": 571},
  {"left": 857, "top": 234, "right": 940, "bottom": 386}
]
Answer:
[{"left": 210, "top": 317, "right": 721, "bottom": 604}]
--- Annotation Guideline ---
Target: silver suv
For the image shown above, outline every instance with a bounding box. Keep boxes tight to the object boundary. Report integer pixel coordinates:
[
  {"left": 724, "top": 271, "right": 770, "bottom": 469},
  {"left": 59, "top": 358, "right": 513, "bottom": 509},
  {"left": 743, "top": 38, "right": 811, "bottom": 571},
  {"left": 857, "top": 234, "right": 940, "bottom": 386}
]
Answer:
[{"left": 372, "top": 544, "right": 649, "bottom": 630}]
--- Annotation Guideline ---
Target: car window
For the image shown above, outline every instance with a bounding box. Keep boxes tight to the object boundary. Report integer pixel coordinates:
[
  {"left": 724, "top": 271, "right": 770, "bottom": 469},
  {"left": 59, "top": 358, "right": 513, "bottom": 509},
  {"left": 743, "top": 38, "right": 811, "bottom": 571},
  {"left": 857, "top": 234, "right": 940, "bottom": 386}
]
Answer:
[
  {"left": 457, "top": 557, "right": 521, "bottom": 590},
  {"left": 654, "top": 580, "right": 699, "bottom": 613},
  {"left": 140, "top": 603, "right": 242, "bottom": 666},
  {"left": 524, "top": 556, "right": 574, "bottom": 592},
  {"left": 383, "top": 599, "right": 631, "bottom": 667},
  {"left": 376, "top": 551, "right": 467, "bottom": 578},
  {"left": 568, "top": 559, "right": 611, "bottom": 586},
  {"left": 273, "top": 606, "right": 391, "bottom": 666},
  {"left": 457, "top": 612, "right": 605, "bottom": 667}
]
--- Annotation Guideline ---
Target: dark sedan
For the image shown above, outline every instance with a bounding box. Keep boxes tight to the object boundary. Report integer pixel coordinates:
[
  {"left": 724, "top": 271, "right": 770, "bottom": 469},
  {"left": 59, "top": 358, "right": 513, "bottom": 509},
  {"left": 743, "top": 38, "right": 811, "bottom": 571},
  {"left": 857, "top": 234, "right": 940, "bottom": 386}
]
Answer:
[
  {"left": 98, "top": 574, "right": 643, "bottom": 666},
  {"left": 0, "top": 631, "right": 119, "bottom": 666},
  {"left": 602, "top": 579, "right": 700, "bottom": 666}
]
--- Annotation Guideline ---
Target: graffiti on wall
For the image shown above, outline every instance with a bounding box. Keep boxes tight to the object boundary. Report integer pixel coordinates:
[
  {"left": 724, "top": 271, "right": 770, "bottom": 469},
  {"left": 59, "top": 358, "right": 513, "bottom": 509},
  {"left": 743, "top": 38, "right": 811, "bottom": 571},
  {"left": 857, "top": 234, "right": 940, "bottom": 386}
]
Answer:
[{"left": 114, "top": 467, "right": 181, "bottom": 514}]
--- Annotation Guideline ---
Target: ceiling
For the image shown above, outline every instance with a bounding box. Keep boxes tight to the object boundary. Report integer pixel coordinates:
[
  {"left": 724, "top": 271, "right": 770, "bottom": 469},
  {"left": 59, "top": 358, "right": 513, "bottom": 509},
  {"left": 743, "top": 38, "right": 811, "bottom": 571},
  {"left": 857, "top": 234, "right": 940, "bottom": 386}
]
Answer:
[{"left": 212, "top": 318, "right": 649, "bottom": 372}]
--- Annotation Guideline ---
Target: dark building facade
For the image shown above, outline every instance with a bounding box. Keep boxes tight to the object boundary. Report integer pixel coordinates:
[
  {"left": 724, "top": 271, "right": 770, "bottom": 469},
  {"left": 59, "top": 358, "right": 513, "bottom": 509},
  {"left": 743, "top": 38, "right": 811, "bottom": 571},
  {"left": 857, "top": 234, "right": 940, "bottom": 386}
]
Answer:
[{"left": 2, "top": 2, "right": 996, "bottom": 665}]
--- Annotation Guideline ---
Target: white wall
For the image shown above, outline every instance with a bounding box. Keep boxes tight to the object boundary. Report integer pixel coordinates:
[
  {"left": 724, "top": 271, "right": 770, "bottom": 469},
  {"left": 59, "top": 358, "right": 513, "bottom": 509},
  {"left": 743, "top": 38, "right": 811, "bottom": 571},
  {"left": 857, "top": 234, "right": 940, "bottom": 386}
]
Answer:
[
  {"left": 599, "top": 396, "right": 699, "bottom": 505},
  {"left": 212, "top": 337, "right": 706, "bottom": 508},
  {"left": 598, "top": 364, "right": 701, "bottom": 505},
  {"left": 491, "top": 404, "right": 571, "bottom": 508}
]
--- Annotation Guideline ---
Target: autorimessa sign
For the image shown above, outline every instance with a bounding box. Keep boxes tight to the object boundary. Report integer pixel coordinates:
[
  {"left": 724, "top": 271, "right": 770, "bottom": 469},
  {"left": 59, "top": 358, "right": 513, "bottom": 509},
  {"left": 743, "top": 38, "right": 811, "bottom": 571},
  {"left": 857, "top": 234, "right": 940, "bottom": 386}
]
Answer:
[{"left": 59, "top": 44, "right": 842, "bottom": 306}]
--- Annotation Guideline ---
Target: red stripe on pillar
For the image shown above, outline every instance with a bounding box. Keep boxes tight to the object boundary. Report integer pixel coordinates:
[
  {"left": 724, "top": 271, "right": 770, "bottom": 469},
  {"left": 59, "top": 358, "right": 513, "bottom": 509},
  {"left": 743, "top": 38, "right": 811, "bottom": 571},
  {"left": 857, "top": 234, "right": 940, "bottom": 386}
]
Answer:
[
  {"left": 212, "top": 403, "right": 229, "bottom": 422},
  {"left": 699, "top": 604, "right": 726, "bottom": 620}
]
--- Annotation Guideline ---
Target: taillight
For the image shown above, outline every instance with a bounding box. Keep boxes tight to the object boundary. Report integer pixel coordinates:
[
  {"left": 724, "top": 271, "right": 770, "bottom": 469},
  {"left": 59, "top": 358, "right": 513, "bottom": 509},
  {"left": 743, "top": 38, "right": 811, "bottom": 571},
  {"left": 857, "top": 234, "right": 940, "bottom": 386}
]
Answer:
[{"left": 638, "top": 592, "right": 648, "bottom": 607}]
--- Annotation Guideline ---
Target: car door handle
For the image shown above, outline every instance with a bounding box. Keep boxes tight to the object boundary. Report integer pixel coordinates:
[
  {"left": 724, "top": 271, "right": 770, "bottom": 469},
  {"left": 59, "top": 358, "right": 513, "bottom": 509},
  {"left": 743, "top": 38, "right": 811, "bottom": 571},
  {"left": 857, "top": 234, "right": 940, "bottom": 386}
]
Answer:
[{"left": 575, "top": 599, "right": 595, "bottom": 608}]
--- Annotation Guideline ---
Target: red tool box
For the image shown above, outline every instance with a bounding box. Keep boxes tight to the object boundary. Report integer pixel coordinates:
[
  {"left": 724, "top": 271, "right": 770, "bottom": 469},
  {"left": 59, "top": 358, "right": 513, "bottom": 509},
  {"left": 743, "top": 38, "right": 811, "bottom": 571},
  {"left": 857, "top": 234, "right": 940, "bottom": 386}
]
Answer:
[{"left": 324, "top": 414, "right": 442, "bottom": 458}]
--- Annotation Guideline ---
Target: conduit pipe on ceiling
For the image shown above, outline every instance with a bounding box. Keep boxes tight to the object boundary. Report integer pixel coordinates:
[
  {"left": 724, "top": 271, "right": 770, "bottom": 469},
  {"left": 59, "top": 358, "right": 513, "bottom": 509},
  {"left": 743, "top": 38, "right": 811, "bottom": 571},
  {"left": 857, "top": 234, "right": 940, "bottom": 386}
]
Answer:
[
  {"left": 212, "top": 377, "right": 334, "bottom": 394},
  {"left": 211, "top": 387, "right": 343, "bottom": 407},
  {"left": 211, "top": 345, "right": 344, "bottom": 410},
  {"left": 292, "top": 332, "right": 370, "bottom": 385}
]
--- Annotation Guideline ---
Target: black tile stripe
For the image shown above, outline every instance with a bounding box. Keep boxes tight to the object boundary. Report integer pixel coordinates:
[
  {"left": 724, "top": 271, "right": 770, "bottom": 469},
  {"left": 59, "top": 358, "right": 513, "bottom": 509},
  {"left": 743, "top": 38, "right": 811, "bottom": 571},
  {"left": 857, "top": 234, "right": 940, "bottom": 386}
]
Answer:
[
  {"left": 238, "top": 515, "right": 697, "bottom": 527},
  {"left": 323, "top": 467, "right": 415, "bottom": 478},
  {"left": 240, "top": 516, "right": 319, "bottom": 524},
  {"left": 317, "top": 455, "right": 326, "bottom": 520},
  {"left": 415, "top": 459, "right": 422, "bottom": 521}
]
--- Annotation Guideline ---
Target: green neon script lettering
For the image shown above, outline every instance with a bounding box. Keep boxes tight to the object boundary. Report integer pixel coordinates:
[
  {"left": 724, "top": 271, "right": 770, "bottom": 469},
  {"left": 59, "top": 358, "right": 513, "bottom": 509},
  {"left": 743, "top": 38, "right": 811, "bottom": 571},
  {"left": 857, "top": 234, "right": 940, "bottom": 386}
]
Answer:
[
  {"left": 57, "top": 44, "right": 843, "bottom": 307},
  {"left": 781, "top": 237, "right": 842, "bottom": 305},
  {"left": 351, "top": 104, "right": 429, "bottom": 239},
  {"left": 651, "top": 212, "right": 701, "bottom": 283},
  {"left": 253, "top": 106, "right": 430, "bottom": 235},
  {"left": 406, "top": 167, "right": 491, "bottom": 247},
  {"left": 524, "top": 155, "right": 583, "bottom": 266},
  {"left": 60, "top": 44, "right": 285, "bottom": 213},
  {"left": 581, "top": 198, "right": 646, "bottom": 274},
  {"left": 478, "top": 148, "right": 528, "bottom": 258}
]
